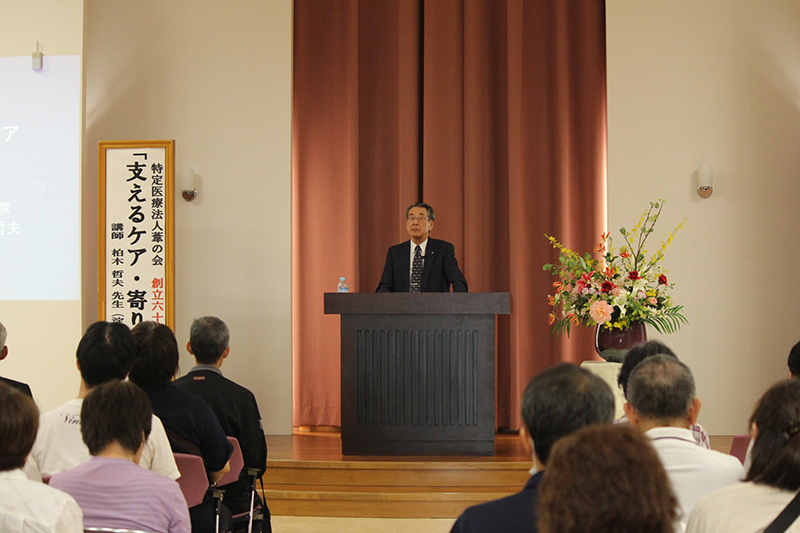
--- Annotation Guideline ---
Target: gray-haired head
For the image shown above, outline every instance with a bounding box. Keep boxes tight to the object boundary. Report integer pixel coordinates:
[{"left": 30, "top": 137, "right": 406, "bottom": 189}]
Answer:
[
  {"left": 627, "top": 354, "right": 695, "bottom": 423},
  {"left": 405, "top": 202, "right": 435, "bottom": 221},
  {"left": 189, "top": 316, "right": 230, "bottom": 365},
  {"left": 0, "top": 321, "right": 7, "bottom": 349}
]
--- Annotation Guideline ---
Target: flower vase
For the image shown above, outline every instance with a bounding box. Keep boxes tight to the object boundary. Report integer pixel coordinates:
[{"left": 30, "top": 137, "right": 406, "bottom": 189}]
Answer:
[{"left": 595, "top": 321, "right": 647, "bottom": 362}]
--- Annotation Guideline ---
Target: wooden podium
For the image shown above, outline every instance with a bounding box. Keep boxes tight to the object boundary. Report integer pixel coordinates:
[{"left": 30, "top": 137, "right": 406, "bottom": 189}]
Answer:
[{"left": 324, "top": 293, "right": 511, "bottom": 456}]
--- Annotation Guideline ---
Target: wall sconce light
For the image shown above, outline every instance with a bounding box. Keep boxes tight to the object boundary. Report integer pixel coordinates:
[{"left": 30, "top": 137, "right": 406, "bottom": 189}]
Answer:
[
  {"left": 181, "top": 170, "right": 198, "bottom": 201},
  {"left": 32, "top": 41, "right": 43, "bottom": 71},
  {"left": 697, "top": 164, "right": 713, "bottom": 199}
]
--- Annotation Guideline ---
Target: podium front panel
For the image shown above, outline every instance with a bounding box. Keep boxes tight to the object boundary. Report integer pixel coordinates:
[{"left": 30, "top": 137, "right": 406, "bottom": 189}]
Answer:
[{"left": 340, "top": 314, "right": 495, "bottom": 456}]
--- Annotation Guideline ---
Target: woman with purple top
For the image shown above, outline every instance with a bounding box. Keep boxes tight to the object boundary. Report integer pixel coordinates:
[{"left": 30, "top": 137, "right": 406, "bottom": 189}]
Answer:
[{"left": 50, "top": 380, "right": 190, "bottom": 533}]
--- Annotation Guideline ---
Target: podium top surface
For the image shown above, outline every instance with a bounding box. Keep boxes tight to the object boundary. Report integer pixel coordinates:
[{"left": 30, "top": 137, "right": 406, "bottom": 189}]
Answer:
[{"left": 324, "top": 292, "right": 511, "bottom": 315}]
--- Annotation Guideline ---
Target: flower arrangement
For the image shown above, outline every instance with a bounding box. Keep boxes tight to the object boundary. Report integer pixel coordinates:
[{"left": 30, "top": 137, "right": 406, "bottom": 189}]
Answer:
[{"left": 543, "top": 200, "right": 688, "bottom": 336}]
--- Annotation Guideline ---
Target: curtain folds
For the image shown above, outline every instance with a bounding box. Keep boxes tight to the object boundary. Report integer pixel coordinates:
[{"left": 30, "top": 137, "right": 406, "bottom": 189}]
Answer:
[{"left": 293, "top": 0, "right": 607, "bottom": 429}]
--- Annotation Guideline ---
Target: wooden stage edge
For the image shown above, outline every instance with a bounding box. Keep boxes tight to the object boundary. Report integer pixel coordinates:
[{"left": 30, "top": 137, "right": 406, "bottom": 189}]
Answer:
[{"left": 262, "top": 431, "right": 738, "bottom": 519}]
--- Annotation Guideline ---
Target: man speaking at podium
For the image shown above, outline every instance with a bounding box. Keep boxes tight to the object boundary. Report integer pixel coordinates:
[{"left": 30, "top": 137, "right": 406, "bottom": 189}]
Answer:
[{"left": 376, "top": 202, "right": 468, "bottom": 293}]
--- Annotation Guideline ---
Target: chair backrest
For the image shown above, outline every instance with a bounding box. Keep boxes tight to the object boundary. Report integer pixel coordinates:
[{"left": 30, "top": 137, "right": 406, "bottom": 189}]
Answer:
[
  {"left": 83, "top": 527, "right": 156, "bottom": 533},
  {"left": 174, "top": 452, "right": 209, "bottom": 507},
  {"left": 218, "top": 436, "right": 245, "bottom": 486},
  {"left": 729, "top": 434, "right": 752, "bottom": 465}
]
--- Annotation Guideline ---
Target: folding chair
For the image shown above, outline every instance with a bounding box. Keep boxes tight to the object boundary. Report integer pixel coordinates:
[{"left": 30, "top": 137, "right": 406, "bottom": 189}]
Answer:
[
  {"left": 84, "top": 528, "right": 159, "bottom": 533},
  {"left": 729, "top": 434, "right": 752, "bottom": 465},
  {"left": 174, "top": 453, "right": 208, "bottom": 508},
  {"left": 218, "top": 437, "right": 261, "bottom": 533},
  {"left": 174, "top": 452, "right": 227, "bottom": 533}
]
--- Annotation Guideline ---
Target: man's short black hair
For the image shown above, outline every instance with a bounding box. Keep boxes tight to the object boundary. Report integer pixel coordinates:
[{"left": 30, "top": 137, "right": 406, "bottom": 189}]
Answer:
[
  {"left": 76, "top": 321, "right": 135, "bottom": 388},
  {"left": 189, "top": 316, "right": 230, "bottom": 365},
  {"left": 405, "top": 202, "right": 435, "bottom": 221},
  {"left": 129, "top": 321, "right": 179, "bottom": 391},
  {"left": 0, "top": 383, "right": 38, "bottom": 471},
  {"left": 521, "top": 363, "right": 615, "bottom": 465},
  {"left": 788, "top": 341, "right": 800, "bottom": 377},
  {"left": 81, "top": 380, "right": 152, "bottom": 456},
  {"left": 617, "top": 340, "right": 678, "bottom": 398},
  {"left": 627, "top": 355, "right": 695, "bottom": 422}
]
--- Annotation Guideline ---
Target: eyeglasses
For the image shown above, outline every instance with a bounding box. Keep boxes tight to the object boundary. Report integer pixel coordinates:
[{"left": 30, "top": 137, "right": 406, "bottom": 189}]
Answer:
[{"left": 407, "top": 216, "right": 431, "bottom": 222}]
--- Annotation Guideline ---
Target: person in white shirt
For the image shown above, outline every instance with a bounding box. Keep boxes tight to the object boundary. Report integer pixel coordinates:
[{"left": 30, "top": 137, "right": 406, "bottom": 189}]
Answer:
[
  {"left": 687, "top": 379, "right": 800, "bottom": 533},
  {"left": 0, "top": 382, "right": 83, "bottom": 532},
  {"left": 30, "top": 321, "right": 179, "bottom": 480},
  {"left": 625, "top": 355, "right": 743, "bottom": 531}
]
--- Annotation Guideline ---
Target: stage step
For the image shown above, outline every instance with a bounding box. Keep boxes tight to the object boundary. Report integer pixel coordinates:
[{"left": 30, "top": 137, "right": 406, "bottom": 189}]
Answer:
[{"left": 263, "top": 458, "right": 531, "bottom": 518}]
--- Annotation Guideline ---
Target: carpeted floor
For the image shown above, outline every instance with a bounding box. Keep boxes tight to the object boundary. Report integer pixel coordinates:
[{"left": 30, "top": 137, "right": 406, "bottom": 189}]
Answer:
[{"left": 270, "top": 516, "right": 457, "bottom": 533}]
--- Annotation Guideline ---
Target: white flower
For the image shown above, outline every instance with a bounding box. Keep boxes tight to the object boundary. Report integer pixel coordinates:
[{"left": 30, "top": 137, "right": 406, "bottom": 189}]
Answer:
[
  {"left": 632, "top": 279, "right": 647, "bottom": 293},
  {"left": 614, "top": 293, "right": 628, "bottom": 316}
]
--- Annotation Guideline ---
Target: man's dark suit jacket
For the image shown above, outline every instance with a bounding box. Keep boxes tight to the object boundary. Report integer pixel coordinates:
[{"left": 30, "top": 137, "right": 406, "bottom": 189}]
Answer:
[
  {"left": 174, "top": 367, "right": 269, "bottom": 517},
  {"left": 1, "top": 376, "right": 33, "bottom": 398},
  {"left": 450, "top": 472, "right": 543, "bottom": 533},
  {"left": 376, "top": 237, "right": 468, "bottom": 292}
]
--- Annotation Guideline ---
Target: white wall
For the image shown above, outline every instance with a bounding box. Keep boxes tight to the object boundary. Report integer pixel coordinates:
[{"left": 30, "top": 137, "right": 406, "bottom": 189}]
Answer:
[
  {"left": 0, "top": 0, "right": 84, "bottom": 412},
  {"left": 82, "top": 0, "right": 294, "bottom": 434},
  {"left": 607, "top": 0, "right": 800, "bottom": 433}
]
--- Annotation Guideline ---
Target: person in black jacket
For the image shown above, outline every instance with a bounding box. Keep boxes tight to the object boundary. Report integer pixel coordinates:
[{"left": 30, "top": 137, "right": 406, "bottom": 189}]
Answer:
[
  {"left": 450, "top": 364, "right": 615, "bottom": 533},
  {"left": 376, "top": 202, "right": 468, "bottom": 293},
  {"left": 174, "top": 316, "right": 270, "bottom": 533}
]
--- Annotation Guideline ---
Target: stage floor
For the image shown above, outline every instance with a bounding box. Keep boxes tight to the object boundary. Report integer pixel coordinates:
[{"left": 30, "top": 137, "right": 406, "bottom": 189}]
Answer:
[
  {"left": 263, "top": 431, "right": 532, "bottom": 518},
  {"left": 267, "top": 430, "right": 531, "bottom": 462},
  {"left": 262, "top": 431, "right": 738, "bottom": 518}
]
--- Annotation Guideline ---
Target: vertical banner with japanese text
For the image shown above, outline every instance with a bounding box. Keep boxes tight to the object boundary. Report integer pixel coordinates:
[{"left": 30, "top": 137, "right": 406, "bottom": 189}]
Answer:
[{"left": 98, "top": 140, "right": 175, "bottom": 329}]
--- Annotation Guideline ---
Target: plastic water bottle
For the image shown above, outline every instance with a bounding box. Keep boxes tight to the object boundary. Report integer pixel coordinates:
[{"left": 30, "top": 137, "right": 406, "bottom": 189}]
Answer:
[{"left": 337, "top": 277, "right": 349, "bottom": 293}]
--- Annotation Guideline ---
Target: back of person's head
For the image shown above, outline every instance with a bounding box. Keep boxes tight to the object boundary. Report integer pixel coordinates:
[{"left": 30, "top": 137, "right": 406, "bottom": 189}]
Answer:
[
  {"left": 0, "top": 320, "right": 7, "bottom": 350},
  {"left": 81, "top": 380, "right": 152, "bottom": 456},
  {"left": 521, "top": 363, "right": 615, "bottom": 465},
  {"left": 76, "top": 321, "right": 135, "bottom": 388},
  {"left": 538, "top": 424, "right": 678, "bottom": 533},
  {"left": 627, "top": 354, "right": 695, "bottom": 423},
  {"left": 746, "top": 379, "right": 800, "bottom": 490},
  {"left": 129, "top": 321, "right": 179, "bottom": 391},
  {"left": 617, "top": 340, "right": 677, "bottom": 398},
  {"left": 189, "top": 316, "right": 230, "bottom": 364},
  {"left": 0, "top": 382, "right": 39, "bottom": 471},
  {"left": 789, "top": 341, "right": 800, "bottom": 378}
]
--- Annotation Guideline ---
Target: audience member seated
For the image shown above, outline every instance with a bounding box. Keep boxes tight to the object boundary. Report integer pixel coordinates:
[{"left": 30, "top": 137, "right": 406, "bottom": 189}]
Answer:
[
  {"left": 617, "top": 340, "right": 711, "bottom": 448},
  {"left": 625, "top": 355, "right": 743, "bottom": 530},
  {"left": 30, "top": 321, "right": 179, "bottom": 480},
  {"left": 50, "top": 380, "right": 190, "bottom": 533},
  {"left": 538, "top": 424, "right": 678, "bottom": 533},
  {"left": 174, "top": 316, "right": 271, "bottom": 533},
  {"left": 0, "top": 383, "right": 82, "bottom": 532},
  {"left": 687, "top": 379, "right": 800, "bottom": 532},
  {"left": 129, "top": 321, "right": 233, "bottom": 533},
  {"left": 789, "top": 340, "right": 800, "bottom": 378},
  {"left": 450, "top": 364, "right": 615, "bottom": 533},
  {"left": 0, "top": 320, "right": 33, "bottom": 398},
  {"left": 741, "top": 340, "right": 800, "bottom": 473}
]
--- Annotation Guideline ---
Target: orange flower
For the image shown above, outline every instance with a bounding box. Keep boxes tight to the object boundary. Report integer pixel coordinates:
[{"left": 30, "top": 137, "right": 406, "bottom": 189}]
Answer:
[
  {"left": 601, "top": 232, "right": 609, "bottom": 241},
  {"left": 594, "top": 243, "right": 606, "bottom": 253},
  {"left": 620, "top": 251, "right": 631, "bottom": 259},
  {"left": 548, "top": 314, "right": 556, "bottom": 325},
  {"left": 553, "top": 281, "right": 562, "bottom": 288},
  {"left": 548, "top": 295, "right": 556, "bottom": 306}
]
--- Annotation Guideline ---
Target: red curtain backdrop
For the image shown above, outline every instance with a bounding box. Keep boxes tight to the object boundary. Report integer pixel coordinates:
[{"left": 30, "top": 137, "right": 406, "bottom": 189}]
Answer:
[{"left": 293, "top": 0, "right": 607, "bottom": 429}]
